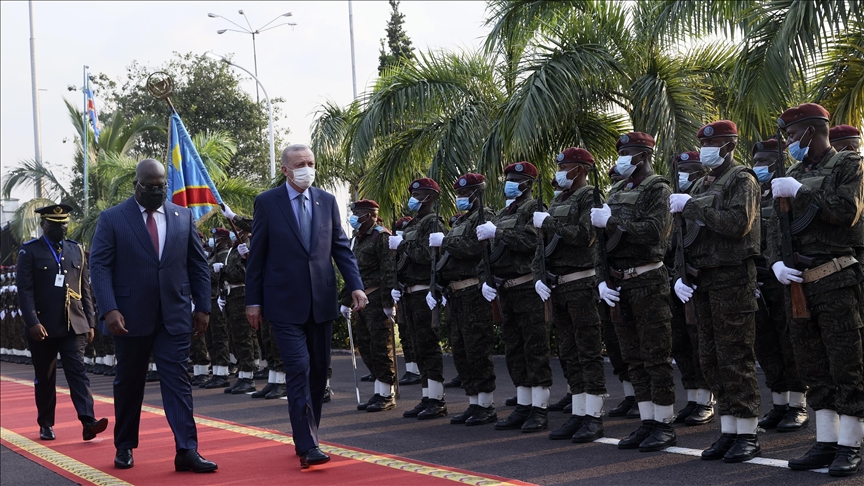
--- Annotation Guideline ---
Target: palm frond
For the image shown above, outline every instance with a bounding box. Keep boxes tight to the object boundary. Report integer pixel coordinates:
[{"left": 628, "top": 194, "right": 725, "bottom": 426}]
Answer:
[
  {"left": 8, "top": 198, "right": 56, "bottom": 243},
  {"left": 813, "top": 21, "right": 864, "bottom": 125}
]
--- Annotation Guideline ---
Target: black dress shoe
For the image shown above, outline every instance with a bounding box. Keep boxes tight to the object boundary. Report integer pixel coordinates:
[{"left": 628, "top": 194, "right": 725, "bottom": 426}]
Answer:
[
  {"left": 175, "top": 449, "right": 218, "bottom": 473},
  {"left": 549, "top": 415, "right": 585, "bottom": 440},
  {"left": 358, "top": 394, "right": 381, "bottom": 411},
  {"left": 398, "top": 371, "right": 421, "bottom": 386},
  {"left": 403, "top": 398, "right": 429, "bottom": 418},
  {"left": 701, "top": 433, "right": 737, "bottom": 460},
  {"left": 145, "top": 370, "right": 159, "bottom": 382},
  {"left": 495, "top": 404, "right": 531, "bottom": 430},
  {"left": 618, "top": 421, "right": 655, "bottom": 449},
  {"left": 504, "top": 396, "right": 517, "bottom": 407},
  {"left": 230, "top": 378, "right": 256, "bottom": 394},
  {"left": 466, "top": 406, "right": 497, "bottom": 426},
  {"left": 829, "top": 446, "right": 862, "bottom": 477},
  {"left": 685, "top": 403, "right": 715, "bottom": 426},
  {"left": 114, "top": 449, "right": 134, "bottom": 469},
  {"left": 323, "top": 386, "right": 332, "bottom": 403},
  {"left": 367, "top": 395, "right": 396, "bottom": 412},
  {"left": 548, "top": 393, "right": 572, "bottom": 412},
  {"left": 417, "top": 399, "right": 447, "bottom": 420},
  {"left": 443, "top": 375, "right": 462, "bottom": 388},
  {"left": 360, "top": 373, "right": 374, "bottom": 382},
  {"left": 639, "top": 421, "right": 676, "bottom": 452},
  {"left": 252, "top": 382, "right": 276, "bottom": 398},
  {"left": 609, "top": 396, "right": 635, "bottom": 417},
  {"left": 253, "top": 368, "right": 269, "bottom": 380},
  {"left": 758, "top": 404, "right": 788, "bottom": 429},
  {"left": 190, "top": 374, "right": 209, "bottom": 387},
  {"left": 82, "top": 418, "right": 108, "bottom": 441},
  {"left": 788, "top": 442, "right": 839, "bottom": 470},
  {"left": 572, "top": 416, "right": 604, "bottom": 443},
  {"left": 450, "top": 404, "right": 479, "bottom": 424},
  {"left": 674, "top": 401, "right": 698, "bottom": 424},
  {"left": 521, "top": 407, "right": 548, "bottom": 433},
  {"left": 203, "top": 375, "right": 230, "bottom": 389},
  {"left": 104, "top": 366, "right": 116, "bottom": 377},
  {"left": 39, "top": 426, "right": 55, "bottom": 440},
  {"left": 626, "top": 404, "right": 641, "bottom": 419},
  {"left": 776, "top": 406, "right": 809, "bottom": 432},
  {"left": 300, "top": 447, "right": 330, "bottom": 469},
  {"left": 265, "top": 383, "right": 287, "bottom": 399},
  {"left": 723, "top": 434, "right": 760, "bottom": 463},
  {"left": 86, "top": 363, "right": 96, "bottom": 373}
]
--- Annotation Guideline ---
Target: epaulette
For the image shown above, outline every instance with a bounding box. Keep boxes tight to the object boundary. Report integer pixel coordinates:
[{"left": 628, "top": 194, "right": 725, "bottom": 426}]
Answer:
[
  {"left": 373, "top": 225, "right": 392, "bottom": 235},
  {"left": 66, "top": 239, "right": 80, "bottom": 245},
  {"left": 22, "top": 239, "right": 38, "bottom": 246}
]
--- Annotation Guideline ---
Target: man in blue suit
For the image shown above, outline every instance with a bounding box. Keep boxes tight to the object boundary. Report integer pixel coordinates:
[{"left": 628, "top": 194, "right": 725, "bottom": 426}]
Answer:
[
  {"left": 245, "top": 144, "right": 366, "bottom": 469},
  {"left": 90, "top": 159, "right": 217, "bottom": 473}
]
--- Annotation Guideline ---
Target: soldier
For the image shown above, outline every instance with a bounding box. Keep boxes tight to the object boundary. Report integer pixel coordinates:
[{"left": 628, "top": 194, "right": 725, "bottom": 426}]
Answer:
[
  {"left": 534, "top": 148, "right": 607, "bottom": 442},
  {"left": 390, "top": 178, "right": 447, "bottom": 419},
  {"left": 221, "top": 223, "right": 258, "bottom": 395},
  {"left": 435, "top": 173, "right": 497, "bottom": 426},
  {"left": 547, "top": 176, "right": 573, "bottom": 414},
  {"left": 769, "top": 104, "right": 864, "bottom": 477},
  {"left": 477, "top": 162, "right": 553, "bottom": 433},
  {"left": 341, "top": 199, "right": 397, "bottom": 412},
  {"left": 392, "top": 216, "right": 421, "bottom": 386},
  {"left": 829, "top": 125, "right": 861, "bottom": 153},
  {"left": 591, "top": 132, "right": 676, "bottom": 452},
  {"left": 750, "top": 139, "right": 809, "bottom": 432},
  {"left": 199, "top": 228, "right": 232, "bottom": 389},
  {"left": 667, "top": 152, "right": 714, "bottom": 426},
  {"left": 16, "top": 204, "right": 108, "bottom": 441}
]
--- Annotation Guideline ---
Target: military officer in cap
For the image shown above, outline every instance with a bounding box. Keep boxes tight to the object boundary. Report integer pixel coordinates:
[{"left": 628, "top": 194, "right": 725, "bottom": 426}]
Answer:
[
  {"left": 342, "top": 199, "right": 398, "bottom": 412},
  {"left": 769, "top": 103, "right": 864, "bottom": 477},
  {"left": 534, "top": 148, "right": 607, "bottom": 442},
  {"left": 17, "top": 204, "right": 109, "bottom": 441},
  {"left": 390, "top": 178, "right": 448, "bottom": 419},
  {"left": 478, "top": 162, "right": 554, "bottom": 433},
  {"left": 829, "top": 125, "right": 861, "bottom": 153},
  {"left": 592, "top": 132, "right": 677, "bottom": 451}
]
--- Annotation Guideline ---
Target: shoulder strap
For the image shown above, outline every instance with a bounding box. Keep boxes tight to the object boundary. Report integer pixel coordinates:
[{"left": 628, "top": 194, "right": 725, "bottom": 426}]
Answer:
[
  {"left": 821, "top": 151, "right": 847, "bottom": 175},
  {"left": 713, "top": 165, "right": 746, "bottom": 189}
]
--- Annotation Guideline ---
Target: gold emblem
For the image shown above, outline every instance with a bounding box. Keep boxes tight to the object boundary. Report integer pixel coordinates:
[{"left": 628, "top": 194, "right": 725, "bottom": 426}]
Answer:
[{"left": 53, "top": 206, "right": 63, "bottom": 214}]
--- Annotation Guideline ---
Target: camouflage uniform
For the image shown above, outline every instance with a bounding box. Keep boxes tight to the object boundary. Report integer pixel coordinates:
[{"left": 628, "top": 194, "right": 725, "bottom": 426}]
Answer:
[
  {"left": 535, "top": 186, "right": 605, "bottom": 395},
  {"left": 683, "top": 164, "right": 762, "bottom": 418},
  {"left": 440, "top": 207, "right": 497, "bottom": 395},
  {"left": 223, "top": 245, "right": 258, "bottom": 373},
  {"left": 207, "top": 247, "right": 231, "bottom": 367},
  {"left": 599, "top": 304, "right": 630, "bottom": 383}
]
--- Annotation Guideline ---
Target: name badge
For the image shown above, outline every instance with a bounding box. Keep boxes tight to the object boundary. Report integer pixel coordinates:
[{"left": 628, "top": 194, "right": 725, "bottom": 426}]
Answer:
[{"left": 54, "top": 274, "right": 65, "bottom": 287}]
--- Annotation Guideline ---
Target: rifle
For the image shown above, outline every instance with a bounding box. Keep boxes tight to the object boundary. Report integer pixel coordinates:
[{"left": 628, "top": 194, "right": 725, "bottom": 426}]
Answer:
[
  {"left": 477, "top": 189, "right": 503, "bottom": 323},
  {"left": 671, "top": 159, "right": 700, "bottom": 325},
  {"left": 591, "top": 167, "right": 622, "bottom": 323},
  {"left": 429, "top": 200, "right": 443, "bottom": 329},
  {"left": 390, "top": 217, "right": 405, "bottom": 398},
  {"left": 774, "top": 128, "right": 813, "bottom": 319},
  {"left": 535, "top": 177, "right": 554, "bottom": 323}
]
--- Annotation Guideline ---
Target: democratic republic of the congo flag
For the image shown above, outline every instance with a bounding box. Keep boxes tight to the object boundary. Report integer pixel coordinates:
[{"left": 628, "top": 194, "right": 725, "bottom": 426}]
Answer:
[
  {"left": 85, "top": 87, "right": 101, "bottom": 142},
  {"left": 167, "top": 112, "right": 224, "bottom": 223}
]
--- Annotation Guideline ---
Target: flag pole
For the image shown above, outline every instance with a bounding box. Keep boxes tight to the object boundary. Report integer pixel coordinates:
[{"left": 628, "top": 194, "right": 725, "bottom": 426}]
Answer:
[{"left": 83, "top": 65, "right": 89, "bottom": 215}]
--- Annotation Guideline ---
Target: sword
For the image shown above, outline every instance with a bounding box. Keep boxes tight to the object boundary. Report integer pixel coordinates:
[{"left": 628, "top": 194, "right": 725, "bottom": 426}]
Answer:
[
  {"left": 345, "top": 311, "right": 362, "bottom": 406},
  {"left": 387, "top": 315, "right": 401, "bottom": 399}
]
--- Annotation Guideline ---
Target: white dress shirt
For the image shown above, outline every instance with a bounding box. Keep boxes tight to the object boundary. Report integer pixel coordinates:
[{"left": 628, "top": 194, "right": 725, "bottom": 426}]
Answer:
[{"left": 137, "top": 202, "right": 166, "bottom": 258}]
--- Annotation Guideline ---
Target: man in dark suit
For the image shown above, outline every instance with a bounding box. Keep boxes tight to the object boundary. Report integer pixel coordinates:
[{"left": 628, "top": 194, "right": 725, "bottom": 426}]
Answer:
[
  {"left": 17, "top": 204, "right": 108, "bottom": 442},
  {"left": 246, "top": 144, "right": 366, "bottom": 469},
  {"left": 90, "top": 159, "right": 216, "bottom": 473}
]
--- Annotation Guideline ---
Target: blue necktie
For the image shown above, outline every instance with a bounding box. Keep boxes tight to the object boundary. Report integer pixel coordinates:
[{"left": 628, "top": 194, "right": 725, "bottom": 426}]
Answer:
[{"left": 299, "top": 194, "right": 311, "bottom": 248}]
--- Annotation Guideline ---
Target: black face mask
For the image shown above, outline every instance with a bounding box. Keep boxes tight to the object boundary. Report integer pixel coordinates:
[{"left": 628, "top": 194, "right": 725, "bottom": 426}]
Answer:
[
  {"left": 136, "top": 182, "right": 167, "bottom": 210},
  {"left": 43, "top": 224, "right": 67, "bottom": 243}
]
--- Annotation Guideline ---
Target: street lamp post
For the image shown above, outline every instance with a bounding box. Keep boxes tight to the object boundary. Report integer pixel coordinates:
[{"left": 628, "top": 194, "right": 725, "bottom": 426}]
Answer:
[{"left": 204, "top": 52, "right": 276, "bottom": 180}]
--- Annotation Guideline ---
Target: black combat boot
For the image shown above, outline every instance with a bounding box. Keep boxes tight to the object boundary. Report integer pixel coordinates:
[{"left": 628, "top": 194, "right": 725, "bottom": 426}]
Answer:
[
  {"left": 417, "top": 399, "right": 447, "bottom": 420},
  {"left": 521, "top": 407, "right": 548, "bottom": 432},
  {"left": 190, "top": 374, "right": 210, "bottom": 387},
  {"left": 572, "top": 416, "right": 604, "bottom": 443},
  {"left": 829, "top": 446, "right": 862, "bottom": 477},
  {"left": 609, "top": 396, "right": 635, "bottom": 417},
  {"left": 251, "top": 383, "right": 276, "bottom": 398},
  {"left": 723, "top": 434, "right": 760, "bottom": 463},
  {"left": 403, "top": 398, "right": 429, "bottom": 418},
  {"left": 674, "top": 401, "right": 698, "bottom": 424},
  {"left": 450, "top": 404, "right": 479, "bottom": 425},
  {"left": 776, "top": 407, "right": 809, "bottom": 432},
  {"left": 684, "top": 404, "right": 715, "bottom": 426},
  {"left": 443, "top": 375, "right": 462, "bottom": 388},
  {"left": 230, "top": 378, "right": 256, "bottom": 394},
  {"left": 203, "top": 375, "right": 230, "bottom": 389},
  {"left": 618, "top": 421, "right": 655, "bottom": 449},
  {"left": 264, "top": 383, "right": 287, "bottom": 399},
  {"left": 465, "top": 406, "right": 497, "bottom": 426},
  {"left": 366, "top": 395, "right": 396, "bottom": 412},
  {"left": 757, "top": 404, "right": 788, "bottom": 429},
  {"left": 504, "top": 396, "right": 517, "bottom": 407},
  {"left": 549, "top": 415, "right": 584, "bottom": 440},
  {"left": 701, "top": 433, "right": 737, "bottom": 460},
  {"left": 639, "top": 421, "right": 676, "bottom": 452},
  {"left": 495, "top": 405, "right": 531, "bottom": 430},
  {"left": 788, "top": 442, "right": 839, "bottom": 470},
  {"left": 548, "top": 393, "right": 572, "bottom": 412},
  {"left": 357, "top": 394, "right": 381, "bottom": 411}
]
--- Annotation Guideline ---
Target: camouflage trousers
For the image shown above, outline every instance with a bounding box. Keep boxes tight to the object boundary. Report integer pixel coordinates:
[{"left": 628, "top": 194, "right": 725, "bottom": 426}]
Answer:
[
  {"left": 754, "top": 276, "right": 805, "bottom": 393},
  {"left": 93, "top": 330, "right": 114, "bottom": 357},
  {"left": 206, "top": 297, "right": 230, "bottom": 367},
  {"left": 552, "top": 282, "right": 606, "bottom": 396},
  {"left": 599, "top": 304, "right": 629, "bottom": 383},
  {"left": 401, "top": 291, "right": 444, "bottom": 384},
  {"left": 189, "top": 334, "right": 209, "bottom": 366},
  {"left": 225, "top": 287, "right": 259, "bottom": 372},
  {"left": 499, "top": 284, "right": 552, "bottom": 388},
  {"left": 353, "top": 290, "right": 396, "bottom": 385},
  {"left": 397, "top": 304, "right": 417, "bottom": 366},
  {"left": 84, "top": 340, "right": 96, "bottom": 360},
  {"left": 259, "top": 319, "right": 285, "bottom": 372},
  {"left": 693, "top": 263, "right": 760, "bottom": 418},
  {"left": 613, "top": 268, "right": 675, "bottom": 406},
  {"left": 447, "top": 285, "right": 496, "bottom": 395},
  {"left": 670, "top": 292, "right": 708, "bottom": 390}
]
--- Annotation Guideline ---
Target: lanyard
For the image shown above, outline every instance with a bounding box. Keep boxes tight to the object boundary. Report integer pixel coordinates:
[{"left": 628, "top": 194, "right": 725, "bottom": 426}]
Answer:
[{"left": 43, "top": 236, "right": 62, "bottom": 273}]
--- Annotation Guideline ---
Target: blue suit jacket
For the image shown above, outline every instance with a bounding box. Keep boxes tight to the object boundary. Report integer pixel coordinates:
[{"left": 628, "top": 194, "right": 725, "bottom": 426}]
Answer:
[
  {"left": 89, "top": 197, "right": 211, "bottom": 337},
  {"left": 245, "top": 184, "right": 363, "bottom": 324}
]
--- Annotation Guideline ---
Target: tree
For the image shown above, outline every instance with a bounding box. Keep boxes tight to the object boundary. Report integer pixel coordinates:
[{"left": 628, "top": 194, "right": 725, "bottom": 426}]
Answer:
[{"left": 378, "top": 0, "right": 415, "bottom": 75}]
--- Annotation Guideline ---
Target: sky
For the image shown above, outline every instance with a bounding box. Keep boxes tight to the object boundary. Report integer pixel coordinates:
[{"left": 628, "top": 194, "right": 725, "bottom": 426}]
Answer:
[{"left": 0, "top": 0, "right": 492, "bottom": 206}]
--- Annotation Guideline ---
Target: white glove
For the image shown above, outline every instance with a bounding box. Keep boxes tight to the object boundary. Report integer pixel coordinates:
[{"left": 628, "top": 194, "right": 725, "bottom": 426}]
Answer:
[
  {"left": 674, "top": 278, "right": 695, "bottom": 303},
  {"left": 476, "top": 221, "right": 497, "bottom": 241},
  {"left": 771, "top": 177, "right": 803, "bottom": 198},
  {"left": 772, "top": 261, "right": 803, "bottom": 285},
  {"left": 237, "top": 243, "right": 249, "bottom": 257},
  {"left": 384, "top": 307, "right": 394, "bottom": 318},
  {"left": 669, "top": 194, "right": 692, "bottom": 213},
  {"left": 9, "top": 285, "right": 16, "bottom": 292},
  {"left": 391, "top": 289, "right": 402, "bottom": 303},
  {"left": 221, "top": 203, "right": 236, "bottom": 221},
  {"left": 191, "top": 301, "right": 196, "bottom": 313},
  {"left": 429, "top": 232, "right": 445, "bottom": 247},
  {"left": 755, "top": 287, "right": 761, "bottom": 299},
  {"left": 535, "top": 280, "right": 552, "bottom": 301},
  {"left": 11, "top": 310, "right": 17, "bottom": 317},
  {"left": 217, "top": 296, "right": 226, "bottom": 311},
  {"left": 481, "top": 282, "right": 497, "bottom": 302},
  {"left": 340, "top": 305, "right": 351, "bottom": 320},
  {"left": 0, "top": 311, "right": 5, "bottom": 320},
  {"left": 598, "top": 281, "right": 620, "bottom": 307},
  {"left": 212, "top": 263, "right": 223, "bottom": 273},
  {"left": 533, "top": 212, "right": 551, "bottom": 229},
  {"left": 425, "top": 292, "right": 438, "bottom": 310},
  {"left": 388, "top": 234, "right": 403, "bottom": 250},
  {"left": 441, "top": 295, "right": 447, "bottom": 307},
  {"left": 590, "top": 204, "right": 612, "bottom": 228}
]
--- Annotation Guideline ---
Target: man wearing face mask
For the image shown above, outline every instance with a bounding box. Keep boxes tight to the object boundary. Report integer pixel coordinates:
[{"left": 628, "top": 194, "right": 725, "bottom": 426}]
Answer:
[
  {"left": 749, "top": 139, "right": 810, "bottom": 433},
  {"left": 390, "top": 178, "right": 448, "bottom": 420},
  {"left": 768, "top": 104, "right": 864, "bottom": 477},
  {"left": 829, "top": 125, "right": 861, "bottom": 153},
  {"left": 197, "top": 228, "right": 232, "bottom": 389},
  {"left": 90, "top": 159, "right": 216, "bottom": 472},
  {"left": 435, "top": 173, "right": 498, "bottom": 426},
  {"left": 341, "top": 199, "right": 397, "bottom": 412},
  {"left": 534, "top": 148, "right": 607, "bottom": 442},
  {"left": 17, "top": 204, "right": 108, "bottom": 443},
  {"left": 391, "top": 216, "right": 422, "bottom": 385},
  {"left": 478, "top": 162, "right": 554, "bottom": 433}
]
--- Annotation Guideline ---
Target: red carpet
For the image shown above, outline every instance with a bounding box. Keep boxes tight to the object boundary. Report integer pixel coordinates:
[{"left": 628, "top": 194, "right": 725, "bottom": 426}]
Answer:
[{"left": 1, "top": 376, "right": 531, "bottom": 485}]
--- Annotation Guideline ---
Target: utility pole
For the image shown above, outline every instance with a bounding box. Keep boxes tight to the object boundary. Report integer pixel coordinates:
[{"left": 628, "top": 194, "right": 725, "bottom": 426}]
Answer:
[
  {"left": 348, "top": 0, "right": 358, "bottom": 100},
  {"left": 29, "top": 0, "right": 43, "bottom": 199}
]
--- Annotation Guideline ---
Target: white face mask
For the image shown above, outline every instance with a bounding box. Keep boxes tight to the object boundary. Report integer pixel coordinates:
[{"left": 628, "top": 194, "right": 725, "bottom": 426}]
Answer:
[
  {"left": 555, "top": 169, "right": 575, "bottom": 189},
  {"left": 288, "top": 166, "right": 316, "bottom": 190},
  {"left": 678, "top": 172, "right": 693, "bottom": 191},
  {"left": 615, "top": 155, "right": 639, "bottom": 178},
  {"left": 699, "top": 143, "right": 729, "bottom": 168}
]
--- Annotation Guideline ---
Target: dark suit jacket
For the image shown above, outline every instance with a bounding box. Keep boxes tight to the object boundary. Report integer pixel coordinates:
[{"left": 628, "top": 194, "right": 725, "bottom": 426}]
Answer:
[
  {"left": 17, "top": 238, "right": 95, "bottom": 336},
  {"left": 245, "top": 184, "right": 363, "bottom": 324},
  {"left": 89, "top": 197, "right": 210, "bottom": 337}
]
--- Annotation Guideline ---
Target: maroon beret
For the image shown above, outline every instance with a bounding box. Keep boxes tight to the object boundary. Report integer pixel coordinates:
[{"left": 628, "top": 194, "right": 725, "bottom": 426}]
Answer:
[
  {"left": 556, "top": 147, "right": 595, "bottom": 165},
  {"left": 395, "top": 216, "right": 413, "bottom": 230},
  {"left": 453, "top": 173, "right": 485, "bottom": 190},
  {"left": 778, "top": 103, "right": 830, "bottom": 129},
  {"left": 829, "top": 124, "right": 861, "bottom": 142},
  {"left": 698, "top": 120, "right": 738, "bottom": 139},
  {"left": 504, "top": 162, "right": 538, "bottom": 179},
  {"left": 211, "top": 227, "right": 230, "bottom": 238},
  {"left": 676, "top": 151, "right": 701, "bottom": 164},
  {"left": 616, "top": 132, "right": 655, "bottom": 151},
  {"left": 409, "top": 177, "right": 440, "bottom": 193},
  {"left": 751, "top": 139, "right": 781, "bottom": 155},
  {"left": 350, "top": 199, "right": 379, "bottom": 211}
]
